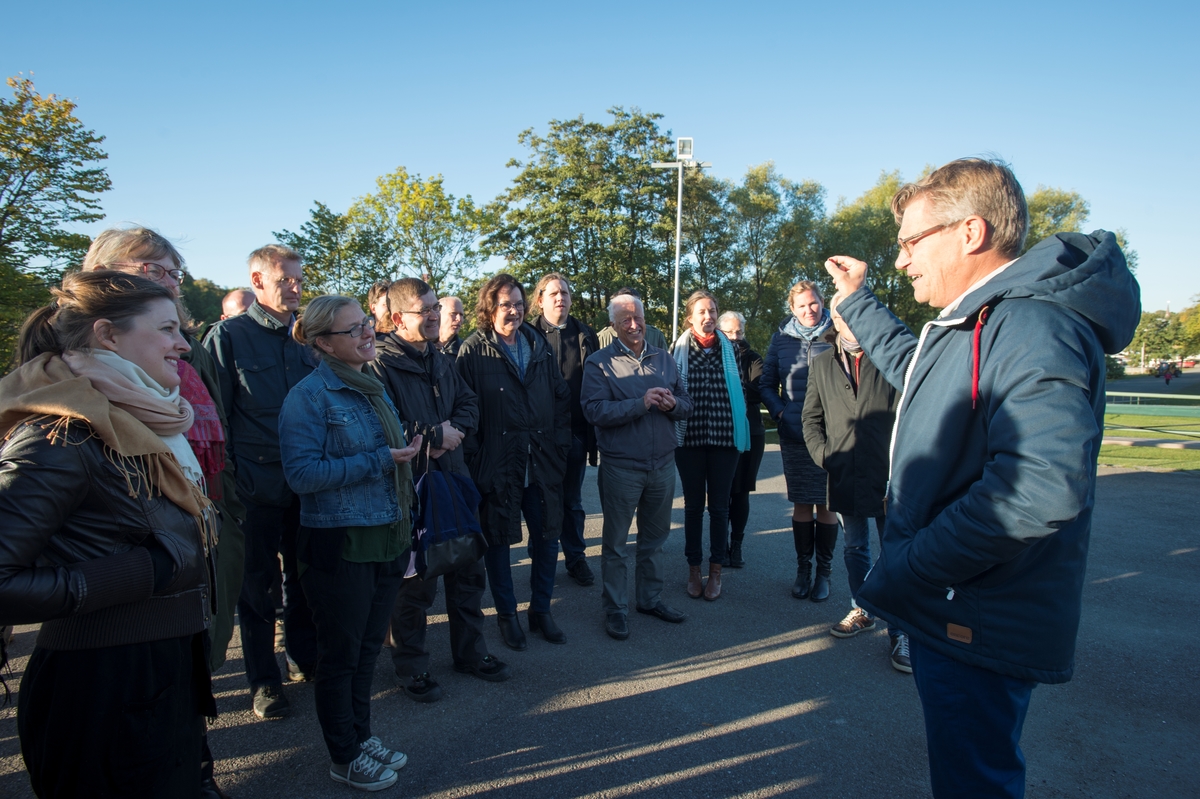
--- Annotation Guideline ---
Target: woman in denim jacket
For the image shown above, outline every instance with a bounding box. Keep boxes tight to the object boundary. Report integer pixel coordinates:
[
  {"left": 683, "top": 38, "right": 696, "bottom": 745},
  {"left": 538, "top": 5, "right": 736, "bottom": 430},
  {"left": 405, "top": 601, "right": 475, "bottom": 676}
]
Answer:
[{"left": 279, "top": 296, "right": 421, "bottom": 792}]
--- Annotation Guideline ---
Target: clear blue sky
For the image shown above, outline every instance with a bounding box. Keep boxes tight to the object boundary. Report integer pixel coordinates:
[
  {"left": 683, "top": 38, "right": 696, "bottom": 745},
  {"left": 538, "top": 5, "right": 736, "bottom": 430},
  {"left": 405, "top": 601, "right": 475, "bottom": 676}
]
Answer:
[{"left": 7, "top": 1, "right": 1197, "bottom": 312}]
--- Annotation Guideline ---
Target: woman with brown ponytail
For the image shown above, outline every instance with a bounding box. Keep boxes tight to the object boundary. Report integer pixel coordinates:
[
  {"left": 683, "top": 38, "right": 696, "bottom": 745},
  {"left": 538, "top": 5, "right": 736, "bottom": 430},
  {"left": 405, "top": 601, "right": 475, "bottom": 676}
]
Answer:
[{"left": 0, "top": 271, "right": 218, "bottom": 798}]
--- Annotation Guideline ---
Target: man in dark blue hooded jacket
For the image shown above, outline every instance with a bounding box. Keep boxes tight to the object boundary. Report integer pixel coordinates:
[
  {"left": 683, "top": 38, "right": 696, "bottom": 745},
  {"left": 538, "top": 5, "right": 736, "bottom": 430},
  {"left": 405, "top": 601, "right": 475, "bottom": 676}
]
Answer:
[{"left": 826, "top": 158, "right": 1139, "bottom": 799}]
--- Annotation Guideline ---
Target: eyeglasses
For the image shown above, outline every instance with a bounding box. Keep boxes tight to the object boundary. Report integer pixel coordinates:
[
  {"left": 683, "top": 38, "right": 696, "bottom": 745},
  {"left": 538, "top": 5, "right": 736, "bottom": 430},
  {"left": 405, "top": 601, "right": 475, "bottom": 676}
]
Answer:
[
  {"left": 897, "top": 221, "right": 958, "bottom": 256},
  {"left": 498, "top": 301, "right": 525, "bottom": 313},
  {"left": 111, "top": 261, "right": 186, "bottom": 282},
  {"left": 401, "top": 305, "right": 441, "bottom": 318},
  {"left": 273, "top": 276, "right": 302, "bottom": 289},
  {"left": 328, "top": 317, "right": 376, "bottom": 337}
]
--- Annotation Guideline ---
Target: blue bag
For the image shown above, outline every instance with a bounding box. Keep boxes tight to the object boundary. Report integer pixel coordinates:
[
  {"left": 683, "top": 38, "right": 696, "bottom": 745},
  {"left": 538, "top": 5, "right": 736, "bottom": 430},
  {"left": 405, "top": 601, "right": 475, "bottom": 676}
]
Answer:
[{"left": 413, "top": 462, "right": 487, "bottom": 580}]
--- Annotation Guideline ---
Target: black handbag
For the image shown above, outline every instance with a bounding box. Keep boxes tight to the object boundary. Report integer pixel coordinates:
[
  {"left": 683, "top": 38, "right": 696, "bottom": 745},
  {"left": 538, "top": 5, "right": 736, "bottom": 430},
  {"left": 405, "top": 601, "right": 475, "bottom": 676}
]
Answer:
[{"left": 413, "top": 449, "right": 487, "bottom": 580}]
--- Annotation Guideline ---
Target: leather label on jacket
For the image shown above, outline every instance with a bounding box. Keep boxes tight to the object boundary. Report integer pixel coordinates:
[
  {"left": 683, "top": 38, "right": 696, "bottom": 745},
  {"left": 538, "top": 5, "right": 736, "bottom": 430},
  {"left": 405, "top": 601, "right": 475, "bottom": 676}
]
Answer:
[{"left": 947, "top": 623, "right": 973, "bottom": 644}]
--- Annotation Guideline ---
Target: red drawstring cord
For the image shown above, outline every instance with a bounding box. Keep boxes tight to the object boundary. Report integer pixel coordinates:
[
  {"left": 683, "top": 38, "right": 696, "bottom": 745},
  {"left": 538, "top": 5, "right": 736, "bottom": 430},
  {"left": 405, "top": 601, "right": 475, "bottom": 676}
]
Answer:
[{"left": 972, "top": 306, "right": 990, "bottom": 409}]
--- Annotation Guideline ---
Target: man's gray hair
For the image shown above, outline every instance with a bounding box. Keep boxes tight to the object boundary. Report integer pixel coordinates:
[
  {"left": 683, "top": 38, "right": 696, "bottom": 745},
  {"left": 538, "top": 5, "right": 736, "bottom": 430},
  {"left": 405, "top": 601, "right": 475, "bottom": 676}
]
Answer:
[
  {"left": 718, "top": 310, "right": 745, "bottom": 328},
  {"left": 608, "top": 293, "right": 644, "bottom": 323}
]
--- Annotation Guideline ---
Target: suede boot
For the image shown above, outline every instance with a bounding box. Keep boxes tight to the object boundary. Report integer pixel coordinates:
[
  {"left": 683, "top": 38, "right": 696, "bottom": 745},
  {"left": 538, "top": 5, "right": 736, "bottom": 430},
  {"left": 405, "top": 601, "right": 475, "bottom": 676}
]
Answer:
[
  {"left": 704, "top": 562, "right": 723, "bottom": 601},
  {"left": 687, "top": 564, "right": 703, "bottom": 599},
  {"left": 811, "top": 521, "right": 839, "bottom": 602},
  {"left": 791, "top": 519, "right": 814, "bottom": 599}
]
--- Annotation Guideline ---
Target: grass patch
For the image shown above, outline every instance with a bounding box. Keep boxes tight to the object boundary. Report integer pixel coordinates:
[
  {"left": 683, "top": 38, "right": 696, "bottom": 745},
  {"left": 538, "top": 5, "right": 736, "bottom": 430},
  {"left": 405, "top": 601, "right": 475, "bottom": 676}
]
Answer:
[
  {"left": 1104, "top": 414, "right": 1200, "bottom": 437},
  {"left": 1097, "top": 444, "right": 1200, "bottom": 472}
]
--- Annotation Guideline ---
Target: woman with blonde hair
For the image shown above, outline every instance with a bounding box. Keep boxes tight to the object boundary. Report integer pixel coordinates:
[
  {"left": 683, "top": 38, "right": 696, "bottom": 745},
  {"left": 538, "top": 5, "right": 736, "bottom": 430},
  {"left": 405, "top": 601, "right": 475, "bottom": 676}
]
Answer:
[
  {"left": 280, "top": 295, "right": 421, "bottom": 791},
  {"left": 1, "top": 271, "right": 218, "bottom": 797}
]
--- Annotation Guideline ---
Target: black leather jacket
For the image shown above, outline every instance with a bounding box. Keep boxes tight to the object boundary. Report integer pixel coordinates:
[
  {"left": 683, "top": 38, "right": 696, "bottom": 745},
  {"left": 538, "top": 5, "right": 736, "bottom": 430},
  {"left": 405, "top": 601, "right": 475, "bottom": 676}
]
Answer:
[{"left": 0, "top": 419, "right": 214, "bottom": 651}]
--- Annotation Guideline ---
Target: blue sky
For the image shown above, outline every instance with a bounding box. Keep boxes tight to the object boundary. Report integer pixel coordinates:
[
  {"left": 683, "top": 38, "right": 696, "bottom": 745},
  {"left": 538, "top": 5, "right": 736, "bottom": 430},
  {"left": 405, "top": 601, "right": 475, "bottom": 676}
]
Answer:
[{"left": 7, "top": 1, "right": 1197, "bottom": 312}]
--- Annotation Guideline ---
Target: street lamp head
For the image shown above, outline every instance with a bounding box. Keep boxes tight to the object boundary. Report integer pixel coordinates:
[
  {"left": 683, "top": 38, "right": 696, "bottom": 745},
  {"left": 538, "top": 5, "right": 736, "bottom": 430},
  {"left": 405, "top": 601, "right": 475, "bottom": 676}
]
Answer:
[{"left": 677, "top": 137, "right": 693, "bottom": 161}]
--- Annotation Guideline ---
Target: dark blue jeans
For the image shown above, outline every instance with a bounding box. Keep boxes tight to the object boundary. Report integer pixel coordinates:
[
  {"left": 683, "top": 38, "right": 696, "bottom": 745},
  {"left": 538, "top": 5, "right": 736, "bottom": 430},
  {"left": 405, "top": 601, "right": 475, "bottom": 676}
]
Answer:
[
  {"left": 483, "top": 484, "right": 560, "bottom": 615},
  {"left": 911, "top": 639, "right": 1037, "bottom": 799},
  {"left": 238, "top": 497, "right": 318, "bottom": 688},
  {"left": 559, "top": 435, "right": 588, "bottom": 566},
  {"left": 302, "top": 555, "right": 404, "bottom": 764}
]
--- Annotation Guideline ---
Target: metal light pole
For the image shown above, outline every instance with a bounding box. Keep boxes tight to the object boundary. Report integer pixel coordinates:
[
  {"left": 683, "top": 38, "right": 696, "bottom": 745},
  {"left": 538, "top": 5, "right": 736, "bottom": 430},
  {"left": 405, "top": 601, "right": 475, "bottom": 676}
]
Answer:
[{"left": 653, "top": 137, "right": 711, "bottom": 341}]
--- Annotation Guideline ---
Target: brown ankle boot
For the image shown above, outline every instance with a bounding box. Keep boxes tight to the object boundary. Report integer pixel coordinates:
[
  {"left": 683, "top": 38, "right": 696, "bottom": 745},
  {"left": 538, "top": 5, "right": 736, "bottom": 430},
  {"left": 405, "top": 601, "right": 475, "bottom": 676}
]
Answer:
[
  {"left": 703, "top": 562, "right": 722, "bottom": 601},
  {"left": 687, "top": 564, "right": 703, "bottom": 598}
]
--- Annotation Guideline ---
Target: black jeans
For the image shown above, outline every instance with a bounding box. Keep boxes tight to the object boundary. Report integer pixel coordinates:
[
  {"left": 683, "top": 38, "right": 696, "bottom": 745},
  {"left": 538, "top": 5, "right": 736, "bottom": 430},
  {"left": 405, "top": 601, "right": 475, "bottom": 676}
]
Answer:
[
  {"left": 675, "top": 446, "right": 740, "bottom": 565},
  {"left": 238, "top": 496, "right": 318, "bottom": 688},
  {"left": 302, "top": 554, "right": 405, "bottom": 764},
  {"left": 559, "top": 434, "right": 589, "bottom": 565},
  {"left": 390, "top": 556, "right": 488, "bottom": 677},
  {"left": 19, "top": 634, "right": 209, "bottom": 798}
]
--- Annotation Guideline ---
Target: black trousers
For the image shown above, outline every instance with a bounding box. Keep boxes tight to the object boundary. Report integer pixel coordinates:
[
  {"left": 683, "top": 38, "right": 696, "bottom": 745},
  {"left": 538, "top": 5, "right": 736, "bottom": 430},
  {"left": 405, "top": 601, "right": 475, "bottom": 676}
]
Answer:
[
  {"left": 19, "top": 633, "right": 210, "bottom": 799},
  {"left": 675, "top": 445, "right": 740, "bottom": 565},
  {"left": 390, "top": 555, "right": 489, "bottom": 677},
  {"left": 302, "top": 555, "right": 405, "bottom": 764}
]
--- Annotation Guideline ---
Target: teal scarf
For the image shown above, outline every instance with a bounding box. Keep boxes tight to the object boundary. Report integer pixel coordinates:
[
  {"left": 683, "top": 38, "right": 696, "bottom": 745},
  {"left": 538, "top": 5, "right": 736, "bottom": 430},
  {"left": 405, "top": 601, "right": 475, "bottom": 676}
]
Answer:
[{"left": 671, "top": 329, "right": 750, "bottom": 452}]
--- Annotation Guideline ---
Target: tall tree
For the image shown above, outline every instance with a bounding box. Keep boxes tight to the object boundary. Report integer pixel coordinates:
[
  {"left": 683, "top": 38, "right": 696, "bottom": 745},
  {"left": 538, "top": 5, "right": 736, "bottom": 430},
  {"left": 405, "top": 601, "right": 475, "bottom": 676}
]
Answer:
[
  {"left": 1024, "top": 185, "right": 1139, "bottom": 271},
  {"left": 482, "top": 107, "right": 676, "bottom": 331},
  {"left": 348, "top": 168, "right": 483, "bottom": 295},
  {"left": 678, "top": 171, "right": 736, "bottom": 299},
  {"left": 0, "top": 76, "right": 109, "bottom": 276},
  {"left": 823, "top": 171, "right": 935, "bottom": 332},
  {"left": 726, "top": 163, "right": 825, "bottom": 351},
  {"left": 275, "top": 201, "right": 389, "bottom": 300}
]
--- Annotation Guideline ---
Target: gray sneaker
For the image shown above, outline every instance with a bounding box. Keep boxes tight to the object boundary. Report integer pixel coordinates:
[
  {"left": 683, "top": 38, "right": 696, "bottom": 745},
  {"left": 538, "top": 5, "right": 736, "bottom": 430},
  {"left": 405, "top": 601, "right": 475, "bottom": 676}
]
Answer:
[
  {"left": 360, "top": 736, "right": 407, "bottom": 772},
  {"left": 330, "top": 752, "right": 398, "bottom": 792}
]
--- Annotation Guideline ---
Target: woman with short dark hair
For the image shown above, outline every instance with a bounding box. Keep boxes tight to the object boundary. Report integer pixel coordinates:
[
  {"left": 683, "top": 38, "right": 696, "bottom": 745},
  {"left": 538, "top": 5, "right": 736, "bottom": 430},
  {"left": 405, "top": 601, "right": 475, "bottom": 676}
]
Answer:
[{"left": 457, "top": 274, "right": 572, "bottom": 650}]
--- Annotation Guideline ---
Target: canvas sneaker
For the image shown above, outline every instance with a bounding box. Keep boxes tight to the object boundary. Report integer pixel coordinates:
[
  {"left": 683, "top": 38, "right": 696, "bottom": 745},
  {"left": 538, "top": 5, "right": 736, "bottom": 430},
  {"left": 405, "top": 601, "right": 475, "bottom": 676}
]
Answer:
[
  {"left": 890, "top": 632, "right": 913, "bottom": 674},
  {"left": 830, "top": 607, "right": 876, "bottom": 638},
  {"left": 330, "top": 752, "right": 398, "bottom": 792},
  {"left": 360, "top": 736, "right": 407, "bottom": 772}
]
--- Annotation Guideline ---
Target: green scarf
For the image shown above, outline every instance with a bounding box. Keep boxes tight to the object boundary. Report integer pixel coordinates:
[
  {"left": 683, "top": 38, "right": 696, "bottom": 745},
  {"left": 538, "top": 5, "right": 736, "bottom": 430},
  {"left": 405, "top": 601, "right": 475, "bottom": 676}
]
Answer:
[{"left": 324, "top": 356, "right": 414, "bottom": 545}]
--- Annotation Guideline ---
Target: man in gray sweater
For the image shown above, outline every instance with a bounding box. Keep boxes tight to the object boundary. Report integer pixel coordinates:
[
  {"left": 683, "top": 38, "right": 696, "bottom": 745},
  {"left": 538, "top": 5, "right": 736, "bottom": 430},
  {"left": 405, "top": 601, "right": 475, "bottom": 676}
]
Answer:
[{"left": 581, "top": 294, "right": 693, "bottom": 640}]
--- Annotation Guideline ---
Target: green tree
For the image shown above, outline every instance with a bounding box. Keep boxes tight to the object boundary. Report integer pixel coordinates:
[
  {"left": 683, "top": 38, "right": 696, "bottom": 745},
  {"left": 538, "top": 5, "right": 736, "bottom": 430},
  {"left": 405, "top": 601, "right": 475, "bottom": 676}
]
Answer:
[
  {"left": 678, "top": 170, "right": 736, "bottom": 300},
  {"left": 181, "top": 274, "right": 231, "bottom": 331},
  {"left": 1127, "top": 311, "right": 1175, "bottom": 363},
  {"left": 823, "top": 171, "right": 936, "bottom": 333},
  {"left": 1024, "top": 185, "right": 1138, "bottom": 272},
  {"left": 482, "top": 107, "right": 676, "bottom": 331},
  {"left": 348, "top": 168, "right": 483, "bottom": 296},
  {"left": 724, "top": 163, "right": 825, "bottom": 351},
  {"left": 275, "top": 201, "right": 389, "bottom": 301}
]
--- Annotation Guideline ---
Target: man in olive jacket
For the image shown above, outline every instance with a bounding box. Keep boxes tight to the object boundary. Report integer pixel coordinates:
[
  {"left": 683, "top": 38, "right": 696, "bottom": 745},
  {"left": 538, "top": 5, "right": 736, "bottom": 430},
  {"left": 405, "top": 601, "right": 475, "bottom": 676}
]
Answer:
[
  {"left": 368, "top": 278, "right": 510, "bottom": 703},
  {"left": 801, "top": 295, "right": 900, "bottom": 668}
]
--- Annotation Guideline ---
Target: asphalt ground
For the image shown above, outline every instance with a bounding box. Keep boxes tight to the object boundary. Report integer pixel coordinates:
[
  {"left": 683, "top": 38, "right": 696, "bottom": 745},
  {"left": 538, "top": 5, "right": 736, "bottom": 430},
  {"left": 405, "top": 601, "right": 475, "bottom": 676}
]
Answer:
[{"left": 2, "top": 448, "right": 1197, "bottom": 798}]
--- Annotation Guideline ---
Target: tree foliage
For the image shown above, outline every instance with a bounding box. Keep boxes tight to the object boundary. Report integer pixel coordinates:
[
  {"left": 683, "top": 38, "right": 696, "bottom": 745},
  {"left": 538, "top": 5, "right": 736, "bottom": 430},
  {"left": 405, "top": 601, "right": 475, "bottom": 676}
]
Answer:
[
  {"left": 1024, "top": 185, "right": 1138, "bottom": 272},
  {"left": 181, "top": 274, "right": 233, "bottom": 332},
  {"left": 482, "top": 107, "right": 676, "bottom": 331},
  {"left": 348, "top": 168, "right": 482, "bottom": 296},
  {"left": 275, "top": 201, "right": 390, "bottom": 302}
]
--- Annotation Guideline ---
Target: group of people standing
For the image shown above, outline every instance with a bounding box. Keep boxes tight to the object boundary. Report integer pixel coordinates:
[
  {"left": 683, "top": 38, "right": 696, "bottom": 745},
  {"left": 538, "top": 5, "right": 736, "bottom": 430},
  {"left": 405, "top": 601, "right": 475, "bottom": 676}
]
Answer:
[{"left": 0, "top": 155, "right": 1137, "bottom": 799}]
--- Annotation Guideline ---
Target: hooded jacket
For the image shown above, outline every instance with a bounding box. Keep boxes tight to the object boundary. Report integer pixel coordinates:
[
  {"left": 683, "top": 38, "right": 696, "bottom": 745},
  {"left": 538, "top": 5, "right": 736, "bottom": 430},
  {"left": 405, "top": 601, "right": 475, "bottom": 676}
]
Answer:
[
  {"left": 456, "top": 325, "right": 572, "bottom": 545},
  {"left": 842, "top": 231, "right": 1140, "bottom": 684}
]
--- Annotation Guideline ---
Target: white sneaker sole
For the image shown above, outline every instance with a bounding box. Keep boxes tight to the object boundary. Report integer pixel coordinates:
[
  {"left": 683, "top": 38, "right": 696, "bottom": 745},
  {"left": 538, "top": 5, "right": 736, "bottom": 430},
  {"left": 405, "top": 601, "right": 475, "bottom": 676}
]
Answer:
[{"left": 329, "top": 767, "right": 398, "bottom": 792}]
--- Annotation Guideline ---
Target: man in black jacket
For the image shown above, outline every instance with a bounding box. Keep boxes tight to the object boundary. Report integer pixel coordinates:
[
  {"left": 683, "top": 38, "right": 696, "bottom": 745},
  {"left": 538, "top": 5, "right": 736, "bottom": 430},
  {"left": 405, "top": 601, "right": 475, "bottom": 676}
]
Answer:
[
  {"left": 204, "top": 244, "right": 318, "bottom": 721},
  {"left": 531, "top": 273, "right": 600, "bottom": 587},
  {"left": 801, "top": 295, "right": 902, "bottom": 670},
  {"left": 368, "top": 278, "right": 510, "bottom": 702}
]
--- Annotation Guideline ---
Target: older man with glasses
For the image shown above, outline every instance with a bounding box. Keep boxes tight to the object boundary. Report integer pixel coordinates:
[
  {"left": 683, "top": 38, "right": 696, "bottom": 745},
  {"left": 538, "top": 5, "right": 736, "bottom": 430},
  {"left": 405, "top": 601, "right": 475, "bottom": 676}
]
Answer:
[{"left": 825, "top": 158, "right": 1140, "bottom": 798}]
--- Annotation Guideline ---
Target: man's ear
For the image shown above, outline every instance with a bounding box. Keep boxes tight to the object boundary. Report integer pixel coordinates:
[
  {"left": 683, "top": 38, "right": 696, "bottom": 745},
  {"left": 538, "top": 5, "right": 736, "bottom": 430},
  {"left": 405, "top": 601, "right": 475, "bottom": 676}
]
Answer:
[
  {"left": 961, "top": 215, "right": 992, "bottom": 255},
  {"left": 249, "top": 270, "right": 265, "bottom": 291}
]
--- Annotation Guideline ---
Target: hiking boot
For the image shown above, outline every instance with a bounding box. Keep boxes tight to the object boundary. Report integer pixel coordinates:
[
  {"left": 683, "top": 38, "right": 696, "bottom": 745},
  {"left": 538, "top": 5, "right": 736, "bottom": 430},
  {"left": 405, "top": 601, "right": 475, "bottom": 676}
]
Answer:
[
  {"left": 830, "top": 607, "right": 876, "bottom": 638},
  {"left": 566, "top": 559, "right": 595, "bottom": 586},
  {"left": 329, "top": 752, "right": 398, "bottom": 792},
  {"left": 402, "top": 672, "right": 443, "bottom": 703},
  {"left": 360, "top": 736, "right": 407, "bottom": 772},
  {"left": 252, "top": 684, "right": 289, "bottom": 720},
  {"left": 890, "top": 633, "right": 913, "bottom": 674}
]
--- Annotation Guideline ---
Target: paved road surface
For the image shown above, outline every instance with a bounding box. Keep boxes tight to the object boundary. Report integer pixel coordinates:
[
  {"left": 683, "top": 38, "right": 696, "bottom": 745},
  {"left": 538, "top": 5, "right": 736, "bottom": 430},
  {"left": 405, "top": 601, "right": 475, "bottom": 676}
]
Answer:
[{"left": 2, "top": 449, "right": 1197, "bottom": 798}]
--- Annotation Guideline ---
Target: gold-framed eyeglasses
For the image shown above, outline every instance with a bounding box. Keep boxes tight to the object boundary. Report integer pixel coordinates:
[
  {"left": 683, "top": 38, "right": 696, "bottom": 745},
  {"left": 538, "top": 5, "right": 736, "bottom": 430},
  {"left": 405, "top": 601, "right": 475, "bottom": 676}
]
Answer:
[
  {"left": 329, "top": 317, "right": 376, "bottom": 337},
  {"left": 111, "top": 261, "right": 186, "bottom": 282},
  {"left": 897, "top": 222, "right": 958, "bottom": 256}
]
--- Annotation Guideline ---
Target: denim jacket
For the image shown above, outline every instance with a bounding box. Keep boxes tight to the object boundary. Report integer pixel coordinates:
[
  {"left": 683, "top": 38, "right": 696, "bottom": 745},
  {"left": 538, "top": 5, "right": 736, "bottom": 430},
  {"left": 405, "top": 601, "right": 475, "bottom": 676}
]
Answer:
[{"left": 278, "top": 360, "right": 404, "bottom": 528}]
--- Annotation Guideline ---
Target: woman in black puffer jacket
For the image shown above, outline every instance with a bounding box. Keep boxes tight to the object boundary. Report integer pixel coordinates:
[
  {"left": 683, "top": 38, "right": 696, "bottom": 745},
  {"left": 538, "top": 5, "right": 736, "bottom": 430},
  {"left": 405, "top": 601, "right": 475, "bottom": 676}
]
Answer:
[{"left": 0, "top": 272, "right": 217, "bottom": 799}]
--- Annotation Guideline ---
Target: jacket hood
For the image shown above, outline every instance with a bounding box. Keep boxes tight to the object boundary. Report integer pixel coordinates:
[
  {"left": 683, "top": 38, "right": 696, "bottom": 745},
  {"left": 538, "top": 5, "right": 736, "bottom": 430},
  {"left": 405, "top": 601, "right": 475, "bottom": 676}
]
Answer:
[
  {"left": 953, "top": 230, "right": 1141, "bottom": 354},
  {"left": 374, "top": 332, "right": 428, "bottom": 373}
]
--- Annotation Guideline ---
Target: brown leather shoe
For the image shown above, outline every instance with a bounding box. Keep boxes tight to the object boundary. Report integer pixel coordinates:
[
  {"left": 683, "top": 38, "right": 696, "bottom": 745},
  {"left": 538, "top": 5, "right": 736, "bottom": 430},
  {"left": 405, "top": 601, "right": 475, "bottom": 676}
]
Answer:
[
  {"left": 703, "top": 562, "right": 722, "bottom": 601},
  {"left": 687, "top": 564, "right": 703, "bottom": 598}
]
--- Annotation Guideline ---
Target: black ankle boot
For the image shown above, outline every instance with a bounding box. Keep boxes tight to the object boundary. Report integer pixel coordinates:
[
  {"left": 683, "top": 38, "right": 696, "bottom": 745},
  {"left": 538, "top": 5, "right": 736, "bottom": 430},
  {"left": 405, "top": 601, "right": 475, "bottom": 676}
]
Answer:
[
  {"left": 497, "top": 614, "right": 527, "bottom": 651},
  {"left": 811, "top": 521, "right": 839, "bottom": 602},
  {"left": 729, "top": 539, "right": 744, "bottom": 568},
  {"left": 791, "top": 519, "right": 814, "bottom": 599}
]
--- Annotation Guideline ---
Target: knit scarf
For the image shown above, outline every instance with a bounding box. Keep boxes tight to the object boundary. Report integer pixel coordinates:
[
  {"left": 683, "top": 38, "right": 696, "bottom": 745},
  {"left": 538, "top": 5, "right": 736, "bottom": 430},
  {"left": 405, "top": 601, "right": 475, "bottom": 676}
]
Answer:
[
  {"left": 693, "top": 329, "right": 717, "bottom": 350},
  {"left": 784, "top": 310, "right": 833, "bottom": 341},
  {"left": 0, "top": 352, "right": 212, "bottom": 527},
  {"left": 324, "top": 356, "right": 414, "bottom": 536},
  {"left": 671, "top": 329, "right": 750, "bottom": 452}
]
